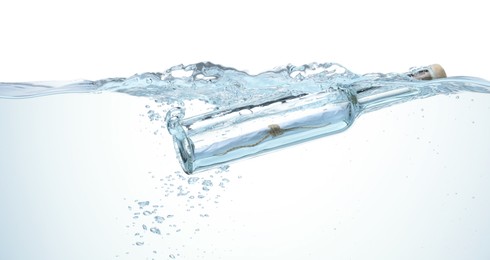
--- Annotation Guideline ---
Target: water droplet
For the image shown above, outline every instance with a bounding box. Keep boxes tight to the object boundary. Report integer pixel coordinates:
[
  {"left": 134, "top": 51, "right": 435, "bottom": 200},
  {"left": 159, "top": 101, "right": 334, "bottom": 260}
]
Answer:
[
  {"left": 150, "top": 227, "right": 161, "bottom": 235},
  {"left": 177, "top": 186, "right": 190, "bottom": 196},
  {"left": 146, "top": 78, "right": 153, "bottom": 84},
  {"left": 155, "top": 216, "right": 165, "bottom": 223},
  {"left": 456, "top": 95, "right": 460, "bottom": 99},
  {"left": 143, "top": 211, "right": 152, "bottom": 216},
  {"left": 142, "top": 224, "right": 148, "bottom": 230},
  {"left": 188, "top": 177, "right": 199, "bottom": 184},
  {"left": 167, "top": 215, "right": 174, "bottom": 218},
  {"left": 147, "top": 110, "right": 162, "bottom": 121},
  {"left": 169, "top": 254, "right": 176, "bottom": 259},
  {"left": 219, "top": 178, "right": 230, "bottom": 188},
  {"left": 202, "top": 180, "right": 213, "bottom": 187},
  {"left": 136, "top": 242, "right": 144, "bottom": 246},
  {"left": 138, "top": 201, "right": 150, "bottom": 208}
]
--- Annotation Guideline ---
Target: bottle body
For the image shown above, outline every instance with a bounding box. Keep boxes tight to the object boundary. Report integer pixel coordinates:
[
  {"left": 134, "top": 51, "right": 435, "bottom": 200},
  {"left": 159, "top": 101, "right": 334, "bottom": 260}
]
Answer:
[{"left": 166, "top": 89, "right": 359, "bottom": 174}]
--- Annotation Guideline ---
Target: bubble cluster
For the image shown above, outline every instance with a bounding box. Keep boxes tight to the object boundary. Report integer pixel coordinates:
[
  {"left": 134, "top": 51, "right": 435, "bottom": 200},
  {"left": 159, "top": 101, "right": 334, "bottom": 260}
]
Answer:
[{"left": 125, "top": 166, "right": 233, "bottom": 258}]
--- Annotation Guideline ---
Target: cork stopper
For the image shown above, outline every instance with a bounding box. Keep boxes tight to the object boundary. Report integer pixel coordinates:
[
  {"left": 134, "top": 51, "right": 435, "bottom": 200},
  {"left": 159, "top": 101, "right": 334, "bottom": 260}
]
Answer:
[
  {"left": 410, "top": 64, "right": 447, "bottom": 80},
  {"left": 427, "top": 64, "right": 447, "bottom": 79}
]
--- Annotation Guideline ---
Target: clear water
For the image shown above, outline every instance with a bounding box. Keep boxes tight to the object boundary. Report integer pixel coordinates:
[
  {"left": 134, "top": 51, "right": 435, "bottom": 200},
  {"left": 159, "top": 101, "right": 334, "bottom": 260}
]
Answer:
[
  {"left": 3, "top": 62, "right": 490, "bottom": 174},
  {"left": 1, "top": 62, "right": 490, "bottom": 259}
]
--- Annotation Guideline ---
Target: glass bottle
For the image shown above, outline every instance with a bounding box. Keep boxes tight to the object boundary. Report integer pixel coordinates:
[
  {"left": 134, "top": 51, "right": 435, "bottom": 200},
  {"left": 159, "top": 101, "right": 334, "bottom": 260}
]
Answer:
[{"left": 166, "top": 64, "right": 446, "bottom": 174}]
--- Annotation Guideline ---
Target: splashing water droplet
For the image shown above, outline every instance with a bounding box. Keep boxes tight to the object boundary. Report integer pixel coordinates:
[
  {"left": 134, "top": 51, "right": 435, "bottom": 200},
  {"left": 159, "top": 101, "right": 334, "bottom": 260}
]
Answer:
[{"left": 135, "top": 242, "right": 144, "bottom": 246}]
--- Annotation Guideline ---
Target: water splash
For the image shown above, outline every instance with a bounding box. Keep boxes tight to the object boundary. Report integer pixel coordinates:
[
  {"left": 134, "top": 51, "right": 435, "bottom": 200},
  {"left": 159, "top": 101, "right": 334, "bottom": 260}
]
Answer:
[{"left": 2, "top": 62, "right": 489, "bottom": 117}]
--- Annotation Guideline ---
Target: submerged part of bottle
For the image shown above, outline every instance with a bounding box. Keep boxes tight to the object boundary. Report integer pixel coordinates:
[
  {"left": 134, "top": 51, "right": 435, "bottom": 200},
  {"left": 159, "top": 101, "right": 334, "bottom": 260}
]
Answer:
[
  {"left": 167, "top": 64, "right": 484, "bottom": 174},
  {"left": 166, "top": 89, "right": 359, "bottom": 174}
]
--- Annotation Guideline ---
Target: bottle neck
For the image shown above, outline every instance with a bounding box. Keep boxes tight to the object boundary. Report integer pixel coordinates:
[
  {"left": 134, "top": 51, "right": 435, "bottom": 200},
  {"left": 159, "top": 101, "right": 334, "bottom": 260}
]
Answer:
[
  {"left": 354, "top": 64, "right": 446, "bottom": 113},
  {"left": 356, "top": 86, "right": 420, "bottom": 113}
]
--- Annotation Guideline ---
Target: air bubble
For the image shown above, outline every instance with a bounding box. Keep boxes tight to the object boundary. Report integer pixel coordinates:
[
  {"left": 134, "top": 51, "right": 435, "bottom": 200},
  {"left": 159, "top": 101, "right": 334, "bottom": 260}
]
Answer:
[
  {"left": 138, "top": 201, "right": 150, "bottom": 208},
  {"left": 155, "top": 216, "right": 165, "bottom": 223},
  {"left": 202, "top": 180, "right": 213, "bottom": 187},
  {"left": 188, "top": 177, "right": 199, "bottom": 184},
  {"left": 150, "top": 227, "right": 161, "bottom": 235}
]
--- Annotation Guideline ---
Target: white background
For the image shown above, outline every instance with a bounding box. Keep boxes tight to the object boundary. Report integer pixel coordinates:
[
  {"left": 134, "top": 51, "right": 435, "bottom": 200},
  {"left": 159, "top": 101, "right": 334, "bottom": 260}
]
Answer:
[{"left": 1, "top": 0, "right": 490, "bottom": 259}]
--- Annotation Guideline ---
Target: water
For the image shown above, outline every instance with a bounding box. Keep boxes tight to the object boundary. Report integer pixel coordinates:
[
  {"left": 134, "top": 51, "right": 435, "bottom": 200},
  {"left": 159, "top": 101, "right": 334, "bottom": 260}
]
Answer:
[
  {"left": 1, "top": 62, "right": 490, "bottom": 259},
  {"left": 3, "top": 63, "right": 490, "bottom": 174},
  {"left": 2, "top": 62, "right": 489, "bottom": 119}
]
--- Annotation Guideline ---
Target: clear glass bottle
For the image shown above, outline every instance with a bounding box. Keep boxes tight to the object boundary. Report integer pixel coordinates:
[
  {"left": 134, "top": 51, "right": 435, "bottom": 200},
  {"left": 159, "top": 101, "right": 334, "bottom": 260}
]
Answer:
[{"left": 166, "top": 65, "right": 446, "bottom": 174}]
